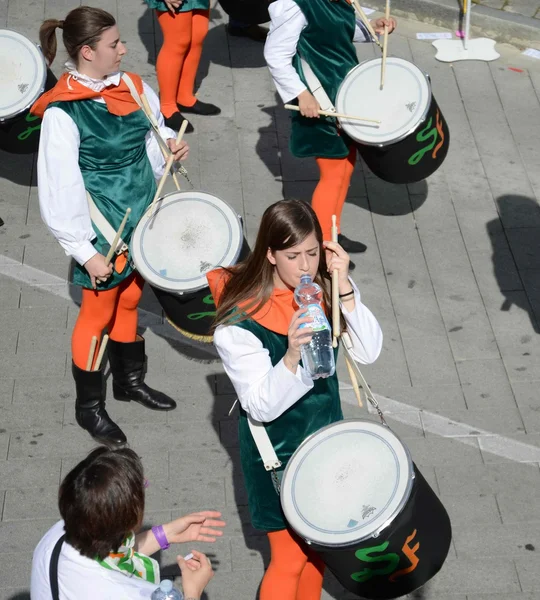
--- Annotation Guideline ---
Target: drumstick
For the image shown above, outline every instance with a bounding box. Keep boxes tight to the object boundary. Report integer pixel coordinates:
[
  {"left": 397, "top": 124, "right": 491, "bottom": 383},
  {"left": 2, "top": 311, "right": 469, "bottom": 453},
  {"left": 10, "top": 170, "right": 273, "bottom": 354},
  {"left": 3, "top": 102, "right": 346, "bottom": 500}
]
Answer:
[
  {"left": 86, "top": 336, "right": 98, "bottom": 371},
  {"left": 93, "top": 334, "right": 109, "bottom": 371},
  {"left": 105, "top": 208, "right": 131, "bottom": 265},
  {"left": 284, "top": 104, "right": 381, "bottom": 124},
  {"left": 149, "top": 119, "right": 189, "bottom": 216},
  {"left": 331, "top": 215, "right": 340, "bottom": 348},
  {"left": 380, "top": 0, "right": 391, "bottom": 89},
  {"left": 345, "top": 356, "right": 363, "bottom": 408},
  {"left": 140, "top": 93, "right": 181, "bottom": 191},
  {"left": 350, "top": 0, "right": 382, "bottom": 48}
]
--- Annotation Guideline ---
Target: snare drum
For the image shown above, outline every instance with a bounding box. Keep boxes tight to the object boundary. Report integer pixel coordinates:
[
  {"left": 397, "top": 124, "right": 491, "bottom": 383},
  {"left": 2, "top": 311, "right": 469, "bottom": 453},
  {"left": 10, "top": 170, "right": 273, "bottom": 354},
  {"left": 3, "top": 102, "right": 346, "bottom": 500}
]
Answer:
[
  {"left": 0, "top": 29, "right": 57, "bottom": 154},
  {"left": 131, "top": 190, "right": 244, "bottom": 342},
  {"left": 335, "top": 57, "right": 450, "bottom": 184},
  {"left": 281, "top": 420, "right": 452, "bottom": 599}
]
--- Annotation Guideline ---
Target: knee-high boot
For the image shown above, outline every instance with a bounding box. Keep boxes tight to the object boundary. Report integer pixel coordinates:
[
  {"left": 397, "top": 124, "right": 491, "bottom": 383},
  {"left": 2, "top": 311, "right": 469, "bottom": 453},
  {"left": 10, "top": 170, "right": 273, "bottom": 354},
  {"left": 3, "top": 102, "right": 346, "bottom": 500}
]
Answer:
[
  {"left": 72, "top": 362, "right": 127, "bottom": 446},
  {"left": 108, "top": 336, "right": 177, "bottom": 411}
]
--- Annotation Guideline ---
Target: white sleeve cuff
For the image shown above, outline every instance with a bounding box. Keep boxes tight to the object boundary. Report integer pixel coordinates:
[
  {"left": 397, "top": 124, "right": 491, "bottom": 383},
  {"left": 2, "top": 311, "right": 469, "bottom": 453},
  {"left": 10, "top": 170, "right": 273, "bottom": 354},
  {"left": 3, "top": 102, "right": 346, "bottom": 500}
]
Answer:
[{"left": 69, "top": 241, "right": 98, "bottom": 266}]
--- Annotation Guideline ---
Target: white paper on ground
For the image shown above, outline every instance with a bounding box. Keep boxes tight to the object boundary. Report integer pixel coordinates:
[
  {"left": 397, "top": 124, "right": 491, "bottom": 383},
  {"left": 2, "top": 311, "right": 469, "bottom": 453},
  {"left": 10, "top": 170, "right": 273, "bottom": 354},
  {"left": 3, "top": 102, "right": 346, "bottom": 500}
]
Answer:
[
  {"left": 522, "top": 48, "right": 540, "bottom": 59},
  {"left": 361, "top": 6, "right": 376, "bottom": 15},
  {"left": 417, "top": 32, "right": 453, "bottom": 39}
]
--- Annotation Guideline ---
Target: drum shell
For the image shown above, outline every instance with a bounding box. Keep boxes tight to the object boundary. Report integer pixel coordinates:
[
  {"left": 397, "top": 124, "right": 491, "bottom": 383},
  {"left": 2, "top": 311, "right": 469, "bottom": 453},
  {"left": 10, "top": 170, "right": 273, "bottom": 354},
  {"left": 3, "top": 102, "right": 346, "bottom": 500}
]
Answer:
[
  {"left": 218, "top": 0, "right": 270, "bottom": 25},
  {"left": 355, "top": 93, "right": 450, "bottom": 184},
  {"left": 0, "top": 67, "right": 57, "bottom": 154},
  {"left": 309, "top": 465, "right": 452, "bottom": 600}
]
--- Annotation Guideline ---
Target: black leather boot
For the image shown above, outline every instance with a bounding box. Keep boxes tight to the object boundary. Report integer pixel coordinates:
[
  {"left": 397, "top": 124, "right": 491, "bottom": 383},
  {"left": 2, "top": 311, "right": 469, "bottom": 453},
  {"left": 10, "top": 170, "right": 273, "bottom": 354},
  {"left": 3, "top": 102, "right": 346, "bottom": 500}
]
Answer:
[
  {"left": 72, "top": 362, "right": 127, "bottom": 446},
  {"left": 108, "top": 336, "right": 177, "bottom": 411}
]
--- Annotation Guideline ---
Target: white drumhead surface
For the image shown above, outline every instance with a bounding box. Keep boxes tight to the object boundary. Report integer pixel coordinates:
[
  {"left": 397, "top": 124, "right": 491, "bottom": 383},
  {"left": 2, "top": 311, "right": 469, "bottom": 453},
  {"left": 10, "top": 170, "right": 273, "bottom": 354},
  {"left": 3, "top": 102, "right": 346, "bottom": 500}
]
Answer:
[
  {"left": 281, "top": 420, "right": 413, "bottom": 547},
  {"left": 335, "top": 57, "right": 430, "bottom": 145},
  {"left": 0, "top": 30, "right": 46, "bottom": 120},
  {"left": 131, "top": 191, "right": 242, "bottom": 293}
]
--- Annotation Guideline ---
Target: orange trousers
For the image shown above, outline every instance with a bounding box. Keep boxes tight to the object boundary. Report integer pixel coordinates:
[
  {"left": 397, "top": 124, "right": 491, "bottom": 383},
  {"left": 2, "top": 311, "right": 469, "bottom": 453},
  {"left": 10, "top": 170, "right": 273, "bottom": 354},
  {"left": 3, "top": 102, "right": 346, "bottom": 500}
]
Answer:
[
  {"left": 156, "top": 9, "right": 210, "bottom": 117},
  {"left": 312, "top": 146, "right": 357, "bottom": 241},
  {"left": 260, "top": 529, "right": 325, "bottom": 600},
  {"left": 71, "top": 273, "right": 144, "bottom": 370}
]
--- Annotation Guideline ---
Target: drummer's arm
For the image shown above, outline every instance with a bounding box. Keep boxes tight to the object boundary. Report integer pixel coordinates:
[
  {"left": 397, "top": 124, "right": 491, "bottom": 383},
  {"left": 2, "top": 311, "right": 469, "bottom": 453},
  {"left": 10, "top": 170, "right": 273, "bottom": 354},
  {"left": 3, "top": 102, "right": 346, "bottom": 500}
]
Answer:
[
  {"left": 142, "top": 81, "right": 178, "bottom": 179},
  {"left": 213, "top": 324, "right": 314, "bottom": 423},
  {"left": 264, "top": 0, "right": 308, "bottom": 103},
  {"left": 37, "top": 107, "right": 97, "bottom": 267},
  {"left": 340, "top": 279, "right": 383, "bottom": 364}
]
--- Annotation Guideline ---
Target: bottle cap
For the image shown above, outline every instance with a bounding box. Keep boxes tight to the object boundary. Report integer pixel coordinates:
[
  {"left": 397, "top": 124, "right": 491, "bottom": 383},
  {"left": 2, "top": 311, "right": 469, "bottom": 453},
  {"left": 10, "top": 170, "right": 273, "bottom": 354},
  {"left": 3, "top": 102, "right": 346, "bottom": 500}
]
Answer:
[{"left": 160, "top": 580, "right": 173, "bottom": 592}]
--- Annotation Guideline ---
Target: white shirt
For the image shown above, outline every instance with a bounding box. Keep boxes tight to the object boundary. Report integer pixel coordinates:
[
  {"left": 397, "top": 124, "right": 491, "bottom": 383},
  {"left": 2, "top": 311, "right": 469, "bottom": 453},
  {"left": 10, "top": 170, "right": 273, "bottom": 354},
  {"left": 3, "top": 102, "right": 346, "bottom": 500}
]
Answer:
[
  {"left": 264, "top": 0, "right": 372, "bottom": 103},
  {"left": 31, "top": 521, "right": 158, "bottom": 600},
  {"left": 37, "top": 67, "right": 176, "bottom": 267},
  {"left": 213, "top": 279, "right": 383, "bottom": 423}
]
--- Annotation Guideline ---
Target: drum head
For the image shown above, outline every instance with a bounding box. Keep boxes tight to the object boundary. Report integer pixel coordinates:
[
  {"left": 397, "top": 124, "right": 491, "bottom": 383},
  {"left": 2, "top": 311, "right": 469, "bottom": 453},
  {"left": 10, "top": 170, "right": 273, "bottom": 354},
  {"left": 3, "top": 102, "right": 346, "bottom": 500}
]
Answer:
[
  {"left": 281, "top": 420, "right": 414, "bottom": 547},
  {"left": 131, "top": 191, "right": 243, "bottom": 293},
  {"left": 335, "top": 57, "right": 431, "bottom": 146},
  {"left": 0, "top": 30, "right": 46, "bottom": 121}
]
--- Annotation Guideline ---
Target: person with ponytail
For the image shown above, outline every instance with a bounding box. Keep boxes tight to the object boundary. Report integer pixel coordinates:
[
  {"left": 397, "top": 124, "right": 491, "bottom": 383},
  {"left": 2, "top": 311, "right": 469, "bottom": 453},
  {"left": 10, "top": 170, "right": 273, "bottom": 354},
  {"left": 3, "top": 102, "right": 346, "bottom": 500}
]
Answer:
[
  {"left": 264, "top": 0, "right": 396, "bottom": 268},
  {"left": 144, "top": 0, "right": 220, "bottom": 133},
  {"left": 32, "top": 6, "right": 190, "bottom": 446},
  {"left": 207, "top": 199, "right": 383, "bottom": 600}
]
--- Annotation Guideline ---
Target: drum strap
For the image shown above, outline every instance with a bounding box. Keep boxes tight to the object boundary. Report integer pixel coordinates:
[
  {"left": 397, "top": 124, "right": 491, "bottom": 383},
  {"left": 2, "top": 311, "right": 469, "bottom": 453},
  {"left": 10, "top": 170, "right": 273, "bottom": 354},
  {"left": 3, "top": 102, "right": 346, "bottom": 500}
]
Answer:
[
  {"left": 299, "top": 57, "right": 335, "bottom": 113},
  {"left": 86, "top": 192, "right": 128, "bottom": 256},
  {"left": 247, "top": 415, "right": 282, "bottom": 471}
]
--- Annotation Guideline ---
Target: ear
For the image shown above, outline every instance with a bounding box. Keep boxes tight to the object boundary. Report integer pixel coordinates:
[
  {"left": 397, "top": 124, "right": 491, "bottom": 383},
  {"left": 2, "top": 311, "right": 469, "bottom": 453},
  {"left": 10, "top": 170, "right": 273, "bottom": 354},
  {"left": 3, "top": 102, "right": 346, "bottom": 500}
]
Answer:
[
  {"left": 79, "top": 45, "right": 94, "bottom": 63},
  {"left": 266, "top": 247, "right": 277, "bottom": 266}
]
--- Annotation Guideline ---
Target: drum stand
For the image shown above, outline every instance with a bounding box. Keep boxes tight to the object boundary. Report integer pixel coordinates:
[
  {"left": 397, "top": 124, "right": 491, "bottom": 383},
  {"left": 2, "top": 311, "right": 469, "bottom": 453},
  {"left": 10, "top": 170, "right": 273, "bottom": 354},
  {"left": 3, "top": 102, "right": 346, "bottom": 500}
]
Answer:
[{"left": 433, "top": 0, "right": 499, "bottom": 62}]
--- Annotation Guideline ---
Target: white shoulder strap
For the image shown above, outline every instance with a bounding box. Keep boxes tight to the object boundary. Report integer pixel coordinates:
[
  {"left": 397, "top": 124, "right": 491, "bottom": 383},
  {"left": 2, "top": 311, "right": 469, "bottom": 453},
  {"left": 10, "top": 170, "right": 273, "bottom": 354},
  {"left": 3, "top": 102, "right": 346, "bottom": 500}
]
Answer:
[
  {"left": 299, "top": 57, "right": 336, "bottom": 113},
  {"left": 247, "top": 415, "right": 282, "bottom": 471},
  {"left": 86, "top": 192, "right": 128, "bottom": 255}
]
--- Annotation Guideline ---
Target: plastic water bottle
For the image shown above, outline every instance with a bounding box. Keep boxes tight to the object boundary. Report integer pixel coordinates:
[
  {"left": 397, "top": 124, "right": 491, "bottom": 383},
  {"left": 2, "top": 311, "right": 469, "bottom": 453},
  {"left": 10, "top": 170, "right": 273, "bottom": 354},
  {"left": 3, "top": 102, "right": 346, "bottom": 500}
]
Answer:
[
  {"left": 294, "top": 274, "right": 335, "bottom": 379},
  {"left": 151, "top": 580, "right": 183, "bottom": 600}
]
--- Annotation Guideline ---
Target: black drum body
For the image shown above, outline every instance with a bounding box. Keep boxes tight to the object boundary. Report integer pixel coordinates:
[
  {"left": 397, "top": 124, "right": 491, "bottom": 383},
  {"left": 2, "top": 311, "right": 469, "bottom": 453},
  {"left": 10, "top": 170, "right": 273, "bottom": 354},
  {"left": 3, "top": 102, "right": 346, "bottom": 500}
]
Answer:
[
  {"left": 0, "top": 68, "right": 57, "bottom": 155},
  {"left": 356, "top": 94, "right": 450, "bottom": 185},
  {"left": 218, "top": 0, "right": 270, "bottom": 25},
  {"left": 313, "top": 466, "right": 452, "bottom": 599}
]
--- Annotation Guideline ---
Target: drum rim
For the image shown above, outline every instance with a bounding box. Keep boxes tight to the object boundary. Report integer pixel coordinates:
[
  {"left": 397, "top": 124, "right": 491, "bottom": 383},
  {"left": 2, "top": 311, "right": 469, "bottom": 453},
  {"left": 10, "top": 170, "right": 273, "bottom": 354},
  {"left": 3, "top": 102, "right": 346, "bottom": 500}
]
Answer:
[
  {"left": 0, "top": 29, "right": 47, "bottom": 122},
  {"left": 280, "top": 418, "right": 415, "bottom": 548},
  {"left": 131, "top": 190, "right": 243, "bottom": 293},
  {"left": 335, "top": 57, "right": 433, "bottom": 147}
]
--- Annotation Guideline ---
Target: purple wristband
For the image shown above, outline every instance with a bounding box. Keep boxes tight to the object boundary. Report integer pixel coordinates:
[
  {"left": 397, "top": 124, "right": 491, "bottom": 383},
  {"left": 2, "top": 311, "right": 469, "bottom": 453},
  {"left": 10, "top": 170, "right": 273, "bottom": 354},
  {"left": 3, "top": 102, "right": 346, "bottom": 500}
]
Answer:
[{"left": 152, "top": 525, "right": 170, "bottom": 550}]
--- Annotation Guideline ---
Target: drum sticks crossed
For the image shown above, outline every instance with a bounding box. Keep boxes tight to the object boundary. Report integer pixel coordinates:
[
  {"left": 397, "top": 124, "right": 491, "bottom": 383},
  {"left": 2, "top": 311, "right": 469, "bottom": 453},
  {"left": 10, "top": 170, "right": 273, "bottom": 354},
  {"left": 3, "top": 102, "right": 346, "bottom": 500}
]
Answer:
[{"left": 86, "top": 334, "right": 109, "bottom": 371}]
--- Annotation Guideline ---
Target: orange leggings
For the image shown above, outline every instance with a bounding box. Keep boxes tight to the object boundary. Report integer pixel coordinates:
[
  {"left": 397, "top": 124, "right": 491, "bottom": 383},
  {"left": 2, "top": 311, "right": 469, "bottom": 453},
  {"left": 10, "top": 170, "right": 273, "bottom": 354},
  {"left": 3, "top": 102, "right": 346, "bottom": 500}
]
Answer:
[
  {"left": 260, "top": 529, "right": 325, "bottom": 600},
  {"left": 312, "top": 146, "right": 357, "bottom": 241},
  {"left": 156, "top": 9, "right": 210, "bottom": 117},
  {"left": 71, "top": 273, "right": 144, "bottom": 370}
]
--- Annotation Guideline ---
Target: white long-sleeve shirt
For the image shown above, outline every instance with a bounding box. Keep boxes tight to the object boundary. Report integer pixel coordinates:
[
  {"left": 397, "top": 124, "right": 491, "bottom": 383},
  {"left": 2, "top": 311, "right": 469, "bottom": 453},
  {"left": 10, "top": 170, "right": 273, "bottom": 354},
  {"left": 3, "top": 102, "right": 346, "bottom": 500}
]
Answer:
[
  {"left": 213, "top": 279, "right": 382, "bottom": 423},
  {"left": 264, "top": 0, "right": 372, "bottom": 103},
  {"left": 37, "top": 67, "right": 175, "bottom": 267}
]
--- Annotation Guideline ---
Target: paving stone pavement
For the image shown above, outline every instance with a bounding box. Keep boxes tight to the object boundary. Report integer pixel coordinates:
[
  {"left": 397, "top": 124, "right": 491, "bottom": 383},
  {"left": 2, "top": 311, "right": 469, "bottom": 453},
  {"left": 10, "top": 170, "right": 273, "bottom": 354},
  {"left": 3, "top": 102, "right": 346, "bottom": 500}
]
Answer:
[{"left": 1, "top": 2, "right": 540, "bottom": 599}]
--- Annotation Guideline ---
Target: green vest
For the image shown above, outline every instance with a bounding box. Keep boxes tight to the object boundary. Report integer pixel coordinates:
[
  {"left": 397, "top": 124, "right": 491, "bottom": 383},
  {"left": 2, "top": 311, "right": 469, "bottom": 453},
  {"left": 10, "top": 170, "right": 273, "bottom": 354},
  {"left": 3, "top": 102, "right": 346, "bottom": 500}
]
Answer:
[
  {"left": 144, "top": 0, "right": 209, "bottom": 12},
  {"left": 235, "top": 318, "right": 343, "bottom": 531},
  {"left": 290, "top": 0, "right": 359, "bottom": 159},
  {"left": 52, "top": 100, "right": 156, "bottom": 290}
]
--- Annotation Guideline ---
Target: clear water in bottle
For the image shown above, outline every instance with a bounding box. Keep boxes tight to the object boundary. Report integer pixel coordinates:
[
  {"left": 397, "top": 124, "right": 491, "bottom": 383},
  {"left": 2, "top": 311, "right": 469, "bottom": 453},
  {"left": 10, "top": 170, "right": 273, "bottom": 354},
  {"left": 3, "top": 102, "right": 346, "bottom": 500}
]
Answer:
[
  {"left": 151, "top": 579, "right": 183, "bottom": 600},
  {"left": 294, "top": 274, "right": 335, "bottom": 379}
]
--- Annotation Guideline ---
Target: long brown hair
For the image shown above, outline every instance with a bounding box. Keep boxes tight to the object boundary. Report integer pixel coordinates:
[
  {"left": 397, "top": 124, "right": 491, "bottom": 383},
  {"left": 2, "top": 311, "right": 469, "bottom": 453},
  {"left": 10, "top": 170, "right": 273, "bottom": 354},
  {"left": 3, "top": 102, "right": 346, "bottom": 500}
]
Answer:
[
  {"left": 39, "top": 6, "right": 116, "bottom": 66},
  {"left": 214, "top": 199, "right": 345, "bottom": 330}
]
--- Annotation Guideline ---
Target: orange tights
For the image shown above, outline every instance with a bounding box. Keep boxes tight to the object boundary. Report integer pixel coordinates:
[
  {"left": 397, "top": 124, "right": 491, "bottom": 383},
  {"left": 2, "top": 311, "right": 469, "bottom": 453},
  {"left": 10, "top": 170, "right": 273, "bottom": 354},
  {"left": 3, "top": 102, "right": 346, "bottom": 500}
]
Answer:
[
  {"left": 260, "top": 529, "right": 325, "bottom": 600},
  {"left": 312, "top": 146, "right": 357, "bottom": 241},
  {"left": 72, "top": 274, "right": 144, "bottom": 370},
  {"left": 156, "top": 9, "right": 210, "bottom": 117}
]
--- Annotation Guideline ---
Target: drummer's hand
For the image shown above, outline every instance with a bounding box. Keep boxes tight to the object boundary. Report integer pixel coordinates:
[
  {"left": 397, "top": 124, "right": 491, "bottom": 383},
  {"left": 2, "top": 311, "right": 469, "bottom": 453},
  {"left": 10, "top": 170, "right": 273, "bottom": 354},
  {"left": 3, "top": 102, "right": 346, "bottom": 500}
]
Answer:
[
  {"left": 84, "top": 253, "right": 113, "bottom": 289},
  {"left": 372, "top": 16, "right": 397, "bottom": 35},
  {"left": 297, "top": 90, "right": 320, "bottom": 118},
  {"left": 323, "top": 241, "right": 351, "bottom": 291},
  {"left": 164, "top": 0, "right": 183, "bottom": 13},
  {"left": 167, "top": 138, "right": 189, "bottom": 162},
  {"left": 284, "top": 308, "right": 314, "bottom": 373}
]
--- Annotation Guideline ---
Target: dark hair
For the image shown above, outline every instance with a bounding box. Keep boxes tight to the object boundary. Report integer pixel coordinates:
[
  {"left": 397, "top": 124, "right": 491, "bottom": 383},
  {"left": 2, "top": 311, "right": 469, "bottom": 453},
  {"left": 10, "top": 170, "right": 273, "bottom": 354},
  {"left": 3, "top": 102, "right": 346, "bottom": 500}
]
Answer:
[
  {"left": 59, "top": 446, "right": 145, "bottom": 560},
  {"left": 39, "top": 6, "right": 116, "bottom": 66},
  {"left": 214, "top": 199, "right": 345, "bottom": 330}
]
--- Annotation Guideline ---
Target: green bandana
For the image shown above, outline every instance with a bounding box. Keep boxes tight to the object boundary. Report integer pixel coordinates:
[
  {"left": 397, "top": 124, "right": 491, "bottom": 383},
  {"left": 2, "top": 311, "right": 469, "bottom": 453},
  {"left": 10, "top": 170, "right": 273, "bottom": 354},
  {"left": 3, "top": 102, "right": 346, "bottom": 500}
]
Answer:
[{"left": 95, "top": 532, "right": 160, "bottom": 584}]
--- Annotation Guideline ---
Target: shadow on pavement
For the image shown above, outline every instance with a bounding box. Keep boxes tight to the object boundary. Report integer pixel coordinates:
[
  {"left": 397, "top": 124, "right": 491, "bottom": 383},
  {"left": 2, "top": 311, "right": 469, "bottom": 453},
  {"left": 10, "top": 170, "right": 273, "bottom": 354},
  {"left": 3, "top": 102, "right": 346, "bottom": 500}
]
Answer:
[{"left": 7, "top": 594, "right": 30, "bottom": 600}]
